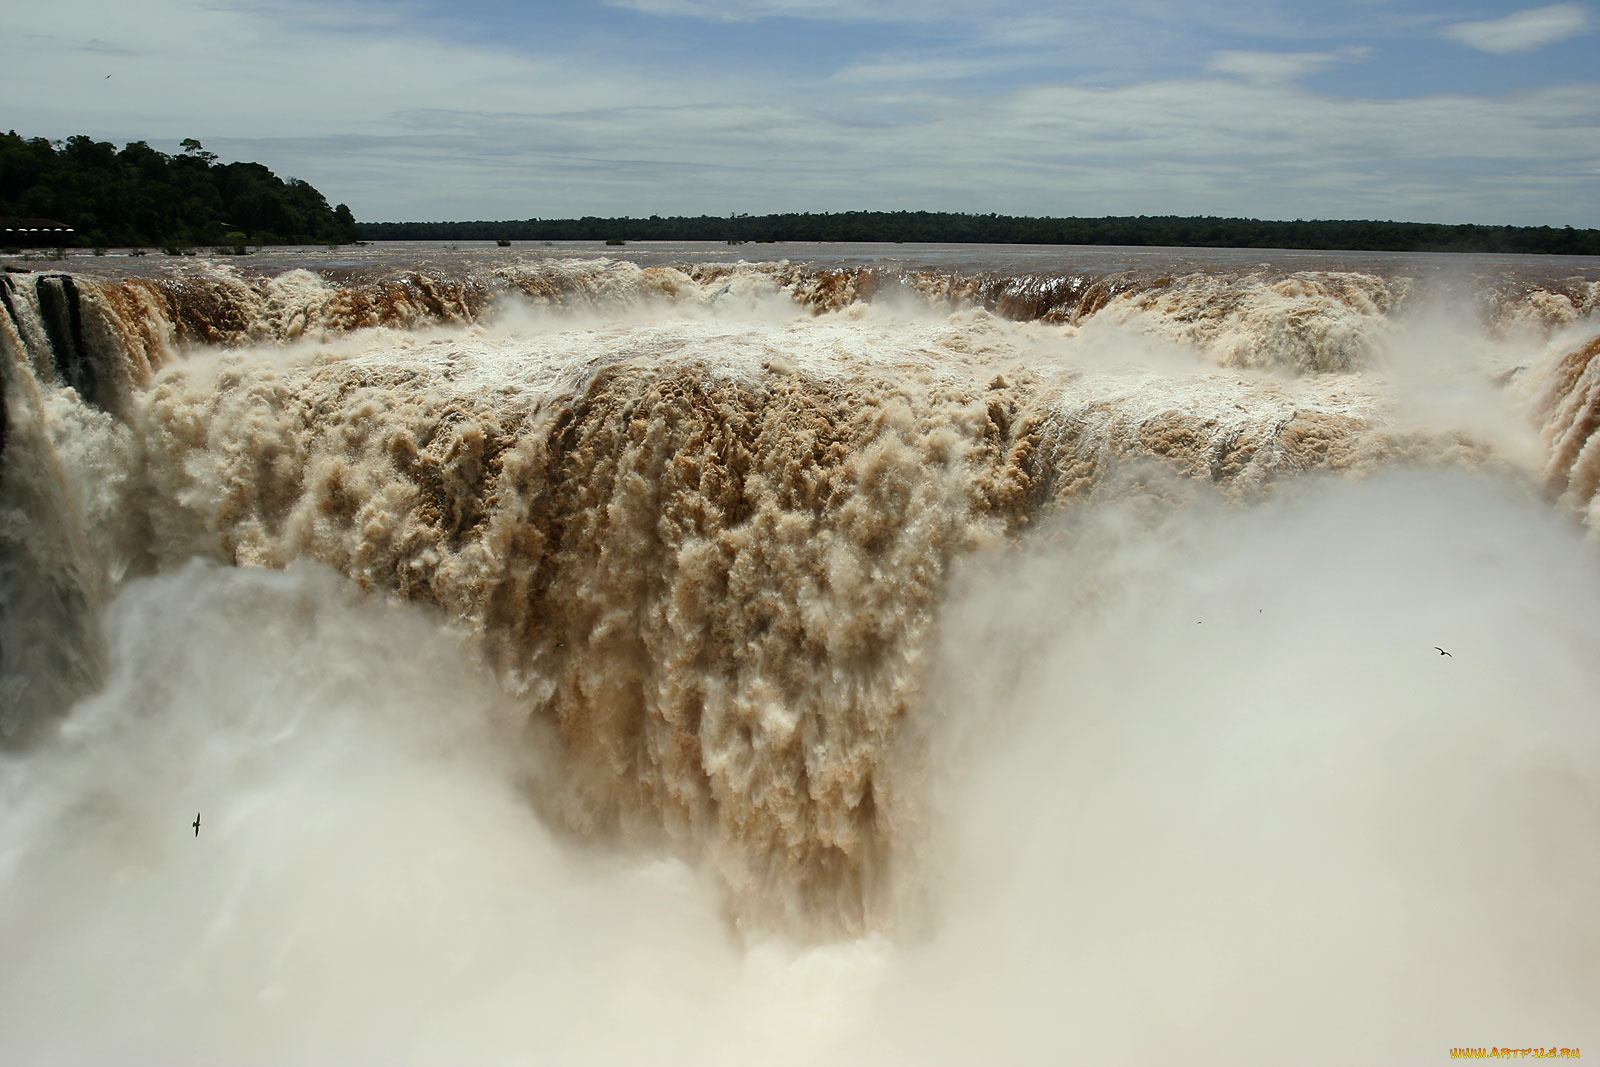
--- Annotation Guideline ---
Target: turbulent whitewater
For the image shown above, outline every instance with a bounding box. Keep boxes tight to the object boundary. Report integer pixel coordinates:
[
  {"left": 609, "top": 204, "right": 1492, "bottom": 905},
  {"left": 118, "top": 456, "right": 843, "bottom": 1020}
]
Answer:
[{"left": 1, "top": 244, "right": 1598, "bottom": 1063}]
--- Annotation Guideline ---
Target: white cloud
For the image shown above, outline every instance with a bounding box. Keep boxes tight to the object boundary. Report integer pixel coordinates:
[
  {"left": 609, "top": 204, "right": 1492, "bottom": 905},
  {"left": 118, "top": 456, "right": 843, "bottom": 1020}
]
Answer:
[
  {"left": 1442, "top": 3, "right": 1592, "bottom": 53},
  {"left": 286, "top": 76, "right": 1600, "bottom": 224},
  {"left": 830, "top": 54, "right": 1031, "bottom": 84},
  {"left": 597, "top": 0, "right": 927, "bottom": 21},
  {"left": 2, "top": 0, "right": 1598, "bottom": 226},
  {"left": 0, "top": 0, "right": 667, "bottom": 141},
  {"left": 1206, "top": 47, "right": 1371, "bottom": 84},
  {"left": 599, "top": 0, "right": 1263, "bottom": 35}
]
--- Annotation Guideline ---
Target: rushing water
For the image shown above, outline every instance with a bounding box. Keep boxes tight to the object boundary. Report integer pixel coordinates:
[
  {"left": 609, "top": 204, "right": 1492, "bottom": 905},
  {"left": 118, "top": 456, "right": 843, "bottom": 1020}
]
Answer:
[{"left": 1, "top": 244, "right": 1598, "bottom": 1063}]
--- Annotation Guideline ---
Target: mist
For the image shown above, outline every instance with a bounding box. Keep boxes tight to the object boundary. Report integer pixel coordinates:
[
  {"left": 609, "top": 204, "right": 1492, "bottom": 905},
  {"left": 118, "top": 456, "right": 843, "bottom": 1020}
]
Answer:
[
  {"left": 3, "top": 469, "right": 1595, "bottom": 1064},
  {"left": 886, "top": 469, "right": 1600, "bottom": 1063}
]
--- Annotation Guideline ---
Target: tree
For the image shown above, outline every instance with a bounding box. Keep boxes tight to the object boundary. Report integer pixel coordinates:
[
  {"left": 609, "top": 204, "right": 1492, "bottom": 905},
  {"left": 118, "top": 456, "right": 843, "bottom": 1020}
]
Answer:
[
  {"left": 0, "top": 132, "right": 358, "bottom": 247},
  {"left": 332, "top": 203, "right": 357, "bottom": 244},
  {"left": 178, "top": 138, "right": 218, "bottom": 165}
]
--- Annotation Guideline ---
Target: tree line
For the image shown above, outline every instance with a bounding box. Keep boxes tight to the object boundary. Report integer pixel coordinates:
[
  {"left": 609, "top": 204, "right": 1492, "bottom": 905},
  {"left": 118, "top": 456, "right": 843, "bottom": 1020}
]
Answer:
[
  {"left": 359, "top": 210, "right": 1600, "bottom": 256},
  {"left": 0, "top": 132, "right": 358, "bottom": 248}
]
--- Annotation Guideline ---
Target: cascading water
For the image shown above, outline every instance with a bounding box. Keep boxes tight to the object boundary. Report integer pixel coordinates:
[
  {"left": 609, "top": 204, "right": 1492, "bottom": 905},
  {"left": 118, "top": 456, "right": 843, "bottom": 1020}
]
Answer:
[{"left": 1, "top": 245, "right": 1597, "bottom": 1063}]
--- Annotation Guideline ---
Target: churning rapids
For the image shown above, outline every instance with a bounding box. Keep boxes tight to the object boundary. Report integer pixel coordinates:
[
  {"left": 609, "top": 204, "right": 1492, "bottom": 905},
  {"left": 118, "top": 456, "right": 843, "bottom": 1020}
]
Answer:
[{"left": 2, "top": 243, "right": 1598, "bottom": 1063}]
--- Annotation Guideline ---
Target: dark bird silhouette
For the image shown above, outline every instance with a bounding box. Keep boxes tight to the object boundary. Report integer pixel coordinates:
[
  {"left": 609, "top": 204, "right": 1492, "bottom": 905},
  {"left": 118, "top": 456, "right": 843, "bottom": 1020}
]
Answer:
[
  {"left": 1434, "top": 647, "right": 1452, "bottom": 657},
  {"left": 192, "top": 812, "right": 201, "bottom": 837}
]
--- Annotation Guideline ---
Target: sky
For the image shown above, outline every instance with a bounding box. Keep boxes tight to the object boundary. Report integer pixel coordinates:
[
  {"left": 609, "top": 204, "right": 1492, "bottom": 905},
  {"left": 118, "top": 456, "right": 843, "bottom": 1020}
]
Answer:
[{"left": 4, "top": 0, "right": 1598, "bottom": 225}]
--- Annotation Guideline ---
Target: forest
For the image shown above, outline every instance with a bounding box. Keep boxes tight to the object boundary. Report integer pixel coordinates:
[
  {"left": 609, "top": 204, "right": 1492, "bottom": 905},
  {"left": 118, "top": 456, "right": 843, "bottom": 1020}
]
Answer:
[
  {"left": 0, "top": 132, "right": 358, "bottom": 248},
  {"left": 359, "top": 210, "right": 1600, "bottom": 255},
  {"left": 5, "top": 130, "right": 1595, "bottom": 256}
]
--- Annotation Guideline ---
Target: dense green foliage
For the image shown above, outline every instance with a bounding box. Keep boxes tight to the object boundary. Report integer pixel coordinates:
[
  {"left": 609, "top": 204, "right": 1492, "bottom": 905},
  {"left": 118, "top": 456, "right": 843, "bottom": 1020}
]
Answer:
[
  {"left": 0, "top": 133, "right": 358, "bottom": 247},
  {"left": 360, "top": 210, "right": 1600, "bottom": 255}
]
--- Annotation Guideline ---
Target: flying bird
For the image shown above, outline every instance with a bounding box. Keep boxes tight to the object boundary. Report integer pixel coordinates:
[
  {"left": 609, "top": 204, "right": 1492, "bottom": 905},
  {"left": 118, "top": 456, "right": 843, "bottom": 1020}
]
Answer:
[
  {"left": 192, "top": 812, "right": 201, "bottom": 837},
  {"left": 1434, "top": 647, "right": 1452, "bottom": 657}
]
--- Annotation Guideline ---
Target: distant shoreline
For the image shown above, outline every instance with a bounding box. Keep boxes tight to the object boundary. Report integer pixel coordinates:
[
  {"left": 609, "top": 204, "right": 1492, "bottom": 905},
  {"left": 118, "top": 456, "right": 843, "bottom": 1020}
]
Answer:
[{"left": 357, "top": 212, "right": 1600, "bottom": 257}]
